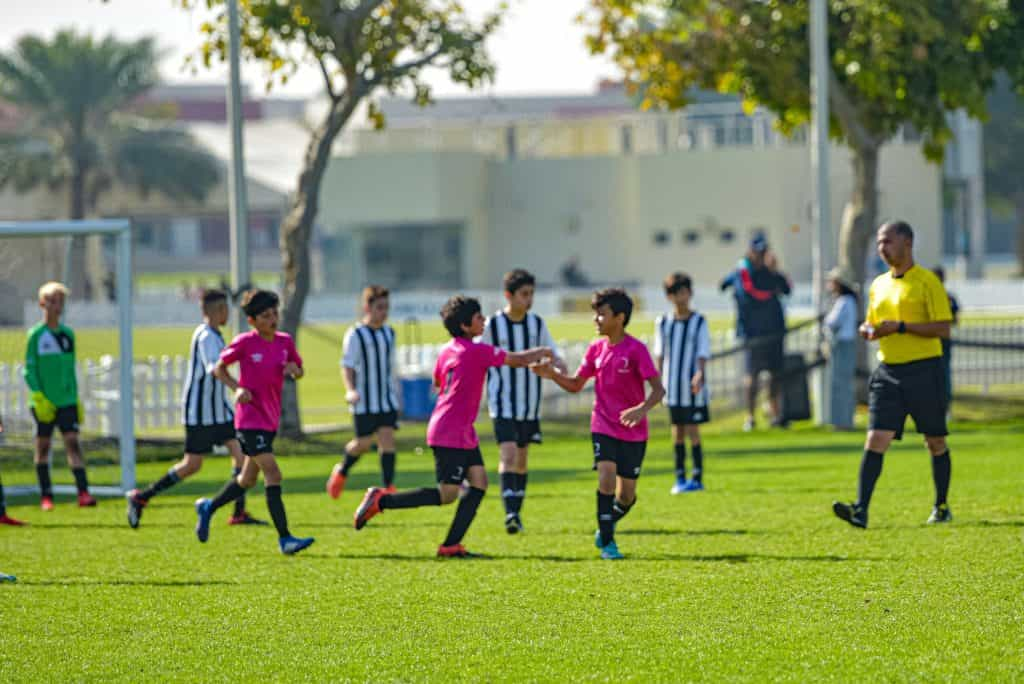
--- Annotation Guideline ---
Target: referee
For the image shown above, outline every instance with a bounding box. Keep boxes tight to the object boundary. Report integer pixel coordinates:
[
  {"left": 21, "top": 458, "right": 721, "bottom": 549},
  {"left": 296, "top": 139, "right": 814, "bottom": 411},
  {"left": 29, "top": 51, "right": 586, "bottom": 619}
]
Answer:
[{"left": 833, "top": 221, "right": 954, "bottom": 528}]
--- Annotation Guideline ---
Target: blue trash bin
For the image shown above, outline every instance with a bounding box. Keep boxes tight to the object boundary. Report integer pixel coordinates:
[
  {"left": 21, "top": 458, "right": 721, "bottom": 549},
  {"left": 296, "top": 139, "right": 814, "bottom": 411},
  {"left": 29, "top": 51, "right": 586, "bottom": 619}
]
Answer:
[{"left": 400, "top": 377, "right": 436, "bottom": 421}]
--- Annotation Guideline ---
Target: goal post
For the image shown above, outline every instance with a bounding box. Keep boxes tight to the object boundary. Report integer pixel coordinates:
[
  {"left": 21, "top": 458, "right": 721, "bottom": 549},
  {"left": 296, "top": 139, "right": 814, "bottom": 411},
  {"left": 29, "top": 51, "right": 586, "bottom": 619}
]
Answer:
[{"left": 0, "top": 219, "right": 135, "bottom": 494}]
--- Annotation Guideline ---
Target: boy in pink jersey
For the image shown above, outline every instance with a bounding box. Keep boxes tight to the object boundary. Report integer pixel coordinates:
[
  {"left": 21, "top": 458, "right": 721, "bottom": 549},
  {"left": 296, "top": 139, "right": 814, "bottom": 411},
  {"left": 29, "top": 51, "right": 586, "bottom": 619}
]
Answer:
[
  {"left": 353, "top": 295, "right": 550, "bottom": 557},
  {"left": 533, "top": 288, "right": 664, "bottom": 560},
  {"left": 194, "top": 290, "right": 315, "bottom": 555}
]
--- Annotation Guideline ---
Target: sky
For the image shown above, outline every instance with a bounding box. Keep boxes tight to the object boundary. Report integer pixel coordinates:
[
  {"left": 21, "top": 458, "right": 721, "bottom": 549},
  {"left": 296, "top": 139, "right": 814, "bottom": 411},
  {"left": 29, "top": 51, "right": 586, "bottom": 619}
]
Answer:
[{"left": 1, "top": 0, "right": 618, "bottom": 99}]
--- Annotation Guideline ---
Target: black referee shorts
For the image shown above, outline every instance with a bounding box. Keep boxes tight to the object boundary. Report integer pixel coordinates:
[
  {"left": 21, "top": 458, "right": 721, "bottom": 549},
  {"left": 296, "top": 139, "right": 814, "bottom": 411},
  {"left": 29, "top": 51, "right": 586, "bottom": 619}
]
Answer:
[
  {"left": 353, "top": 410, "right": 399, "bottom": 438},
  {"left": 184, "top": 422, "right": 237, "bottom": 454},
  {"left": 493, "top": 418, "right": 542, "bottom": 447},
  {"left": 868, "top": 356, "right": 948, "bottom": 440}
]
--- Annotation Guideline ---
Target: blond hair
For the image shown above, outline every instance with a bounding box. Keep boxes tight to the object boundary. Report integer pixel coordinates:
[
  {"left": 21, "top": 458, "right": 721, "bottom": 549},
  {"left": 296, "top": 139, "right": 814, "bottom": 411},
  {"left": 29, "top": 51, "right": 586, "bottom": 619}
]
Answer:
[{"left": 38, "top": 281, "right": 70, "bottom": 302}]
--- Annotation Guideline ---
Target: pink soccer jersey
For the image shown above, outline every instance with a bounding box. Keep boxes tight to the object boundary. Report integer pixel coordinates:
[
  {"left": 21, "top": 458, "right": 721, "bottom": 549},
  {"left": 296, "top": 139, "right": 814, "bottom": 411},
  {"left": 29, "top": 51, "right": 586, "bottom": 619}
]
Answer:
[
  {"left": 577, "top": 334, "right": 659, "bottom": 442},
  {"left": 219, "top": 330, "right": 302, "bottom": 432},
  {"left": 426, "top": 337, "right": 507, "bottom": 449}
]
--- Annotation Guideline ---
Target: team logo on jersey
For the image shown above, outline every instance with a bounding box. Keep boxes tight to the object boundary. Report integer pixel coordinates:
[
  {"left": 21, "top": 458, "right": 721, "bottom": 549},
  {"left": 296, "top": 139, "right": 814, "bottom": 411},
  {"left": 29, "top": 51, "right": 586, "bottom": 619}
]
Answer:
[
  {"left": 617, "top": 358, "right": 631, "bottom": 373},
  {"left": 251, "top": 353, "right": 263, "bottom": 362}
]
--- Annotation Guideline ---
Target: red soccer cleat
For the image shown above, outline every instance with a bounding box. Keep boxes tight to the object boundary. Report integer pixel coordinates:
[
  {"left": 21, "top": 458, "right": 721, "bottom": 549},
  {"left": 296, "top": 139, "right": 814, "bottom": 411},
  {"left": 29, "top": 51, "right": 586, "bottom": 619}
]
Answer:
[
  {"left": 353, "top": 487, "right": 384, "bottom": 530},
  {"left": 382, "top": 484, "right": 397, "bottom": 494},
  {"left": 77, "top": 492, "right": 98, "bottom": 507},
  {"left": 326, "top": 467, "right": 347, "bottom": 499},
  {"left": 436, "top": 543, "right": 480, "bottom": 558},
  {"left": 40, "top": 496, "right": 54, "bottom": 511},
  {"left": 0, "top": 513, "right": 26, "bottom": 526},
  {"left": 228, "top": 511, "right": 269, "bottom": 526}
]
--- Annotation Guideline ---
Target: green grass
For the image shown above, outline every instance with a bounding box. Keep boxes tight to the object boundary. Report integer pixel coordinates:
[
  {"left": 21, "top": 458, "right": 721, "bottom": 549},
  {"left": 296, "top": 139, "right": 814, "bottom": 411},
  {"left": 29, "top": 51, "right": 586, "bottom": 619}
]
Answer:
[{"left": 1, "top": 411, "right": 1021, "bottom": 682}]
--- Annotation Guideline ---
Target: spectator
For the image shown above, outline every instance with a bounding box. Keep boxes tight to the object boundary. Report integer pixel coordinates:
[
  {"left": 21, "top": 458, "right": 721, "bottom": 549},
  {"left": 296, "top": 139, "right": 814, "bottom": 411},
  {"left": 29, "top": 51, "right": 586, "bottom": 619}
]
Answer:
[
  {"left": 824, "top": 267, "right": 859, "bottom": 430},
  {"left": 932, "top": 266, "right": 960, "bottom": 409},
  {"left": 719, "top": 231, "right": 792, "bottom": 430},
  {"left": 560, "top": 256, "right": 589, "bottom": 288}
]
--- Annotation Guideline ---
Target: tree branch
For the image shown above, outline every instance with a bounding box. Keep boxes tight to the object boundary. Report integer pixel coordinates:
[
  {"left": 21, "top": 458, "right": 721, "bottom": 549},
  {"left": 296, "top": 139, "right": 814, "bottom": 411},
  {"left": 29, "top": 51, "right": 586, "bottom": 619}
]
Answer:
[
  {"left": 828, "top": 68, "right": 878, "bottom": 150},
  {"left": 316, "top": 53, "right": 339, "bottom": 102},
  {"left": 378, "top": 46, "right": 447, "bottom": 85}
]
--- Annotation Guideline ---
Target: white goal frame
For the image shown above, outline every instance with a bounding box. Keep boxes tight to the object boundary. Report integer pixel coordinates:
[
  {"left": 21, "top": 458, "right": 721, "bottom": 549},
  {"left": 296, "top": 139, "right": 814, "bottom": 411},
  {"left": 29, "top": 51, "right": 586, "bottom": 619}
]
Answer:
[{"left": 0, "top": 219, "right": 136, "bottom": 494}]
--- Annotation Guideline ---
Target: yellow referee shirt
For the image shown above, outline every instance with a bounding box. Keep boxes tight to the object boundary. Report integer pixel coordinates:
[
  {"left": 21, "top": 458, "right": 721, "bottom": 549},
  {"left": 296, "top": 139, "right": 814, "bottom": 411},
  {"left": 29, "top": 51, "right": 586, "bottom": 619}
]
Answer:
[{"left": 866, "top": 265, "right": 953, "bottom": 364}]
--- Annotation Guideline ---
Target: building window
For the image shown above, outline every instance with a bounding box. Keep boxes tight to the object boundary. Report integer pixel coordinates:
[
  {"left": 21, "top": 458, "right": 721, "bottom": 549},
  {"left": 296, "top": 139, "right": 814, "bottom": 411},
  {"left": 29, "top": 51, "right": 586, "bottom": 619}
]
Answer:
[
  {"left": 652, "top": 230, "right": 670, "bottom": 247},
  {"left": 683, "top": 230, "right": 701, "bottom": 245},
  {"left": 719, "top": 229, "right": 735, "bottom": 244}
]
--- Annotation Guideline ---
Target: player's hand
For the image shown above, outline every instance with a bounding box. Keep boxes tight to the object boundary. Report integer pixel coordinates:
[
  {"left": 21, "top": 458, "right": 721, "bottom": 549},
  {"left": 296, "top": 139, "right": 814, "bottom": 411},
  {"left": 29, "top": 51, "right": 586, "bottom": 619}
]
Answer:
[
  {"left": 858, "top": 322, "right": 874, "bottom": 340},
  {"left": 619, "top": 404, "right": 648, "bottom": 427},
  {"left": 530, "top": 358, "right": 555, "bottom": 378},
  {"left": 345, "top": 389, "right": 360, "bottom": 405},
  {"left": 284, "top": 362, "right": 303, "bottom": 379},
  {"left": 234, "top": 387, "right": 253, "bottom": 404},
  {"left": 690, "top": 371, "right": 704, "bottom": 395},
  {"left": 30, "top": 391, "right": 57, "bottom": 422},
  {"left": 874, "top": 320, "right": 900, "bottom": 338}
]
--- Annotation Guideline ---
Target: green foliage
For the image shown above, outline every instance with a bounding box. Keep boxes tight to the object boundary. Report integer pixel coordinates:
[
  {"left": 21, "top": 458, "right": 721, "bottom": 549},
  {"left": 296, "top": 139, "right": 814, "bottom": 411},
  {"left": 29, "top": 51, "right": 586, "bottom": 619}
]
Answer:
[
  {"left": 582, "top": 1, "right": 1024, "bottom": 160},
  {"left": 1, "top": 419, "right": 1022, "bottom": 680},
  {"left": 0, "top": 30, "right": 219, "bottom": 213}
]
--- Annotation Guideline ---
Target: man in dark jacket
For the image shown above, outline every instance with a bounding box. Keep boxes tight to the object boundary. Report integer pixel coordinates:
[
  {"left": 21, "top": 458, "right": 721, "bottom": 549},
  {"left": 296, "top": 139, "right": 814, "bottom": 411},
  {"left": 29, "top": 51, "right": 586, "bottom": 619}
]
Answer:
[{"left": 720, "top": 232, "right": 792, "bottom": 430}]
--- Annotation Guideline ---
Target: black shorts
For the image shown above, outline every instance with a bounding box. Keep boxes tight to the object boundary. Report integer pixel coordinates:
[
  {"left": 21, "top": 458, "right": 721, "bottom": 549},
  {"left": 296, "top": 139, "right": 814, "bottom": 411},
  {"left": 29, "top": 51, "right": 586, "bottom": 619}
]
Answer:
[
  {"left": 33, "top": 404, "right": 79, "bottom": 438},
  {"left": 868, "top": 357, "right": 948, "bottom": 440},
  {"left": 669, "top": 406, "right": 711, "bottom": 425},
  {"left": 493, "top": 418, "right": 542, "bottom": 447},
  {"left": 354, "top": 411, "right": 399, "bottom": 438},
  {"left": 432, "top": 446, "right": 485, "bottom": 485},
  {"left": 237, "top": 429, "right": 276, "bottom": 456},
  {"left": 592, "top": 433, "right": 647, "bottom": 480},
  {"left": 184, "top": 422, "right": 237, "bottom": 454},
  {"left": 745, "top": 338, "right": 784, "bottom": 375}
]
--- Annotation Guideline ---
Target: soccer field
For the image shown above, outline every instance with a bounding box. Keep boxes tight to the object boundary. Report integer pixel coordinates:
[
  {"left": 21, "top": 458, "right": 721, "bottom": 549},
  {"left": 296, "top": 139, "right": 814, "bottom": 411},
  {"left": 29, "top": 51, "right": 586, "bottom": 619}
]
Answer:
[{"left": 1, "top": 415, "right": 1021, "bottom": 681}]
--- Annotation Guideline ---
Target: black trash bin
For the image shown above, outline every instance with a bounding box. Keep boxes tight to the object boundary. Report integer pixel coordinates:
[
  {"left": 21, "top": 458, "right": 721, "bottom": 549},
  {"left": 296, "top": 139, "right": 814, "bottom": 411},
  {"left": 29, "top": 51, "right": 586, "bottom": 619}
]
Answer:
[{"left": 781, "top": 352, "right": 811, "bottom": 422}]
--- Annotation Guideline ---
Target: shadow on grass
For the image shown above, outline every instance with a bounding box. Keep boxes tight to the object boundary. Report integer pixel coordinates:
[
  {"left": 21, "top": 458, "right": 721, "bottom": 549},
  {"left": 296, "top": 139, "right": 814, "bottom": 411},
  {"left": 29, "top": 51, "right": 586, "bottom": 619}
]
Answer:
[
  {"left": 19, "top": 579, "right": 237, "bottom": 587},
  {"left": 617, "top": 528, "right": 761, "bottom": 537},
  {"left": 964, "top": 519, "right": 1024, "bottom": 528}
]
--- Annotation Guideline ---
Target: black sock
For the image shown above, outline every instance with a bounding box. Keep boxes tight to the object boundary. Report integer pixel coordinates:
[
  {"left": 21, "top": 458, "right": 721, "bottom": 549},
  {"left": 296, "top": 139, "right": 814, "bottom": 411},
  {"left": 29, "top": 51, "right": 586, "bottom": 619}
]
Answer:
[
  {"left": 931, "top": 450, "right": 951, "bottom": 506},
  {"left": 442, "top": 486, "right": 485, "bottom": 547},
  {"left": 516, "top": 473, "right": 528, "bottom": 514},
  {"left": 856, "top": 450, "right": 884, "bottom": 509},
  {"left": 71, "top": 467, "right": 89, "bottom": 494},
  {"left": 674, "top": 443, "right": 687, "bottom": 480},
  {"left": 139, "top": 468, "right": 181, "bottom": 501},
  {"left": 380, "top": 487, "right": 441, "bottom": 510},
  {"left": 611, "top": 497, "right": 635, "bottom": 524},
  {"left": 265, "top": 484, "right": 291, "bottom": 538},
  {"left": 380, "top": 452, "right": 396, "bottom": 488},
  {"left": 597, "top": 491, "right": 615, "bottom": 547},
  {"left": 0, "top": 474, "right": 6, "bottom": 516},
  {"left": 232, "top": 467, "right": 247, "bottom": 517},
  {"left": 500, "top": 472, "right": 516, "bottom": 515},
  {"left": 691, "top": 443, "right": 704, "bottom": 483},
  {"left": 340, "top": 451, "right": 360, "bottom": 476},
  {"left": 209, "top": 479, "right": 246, "bottom": 512},
  {"left": 36, "top": 463, "right": 52, "bottom": 498}
]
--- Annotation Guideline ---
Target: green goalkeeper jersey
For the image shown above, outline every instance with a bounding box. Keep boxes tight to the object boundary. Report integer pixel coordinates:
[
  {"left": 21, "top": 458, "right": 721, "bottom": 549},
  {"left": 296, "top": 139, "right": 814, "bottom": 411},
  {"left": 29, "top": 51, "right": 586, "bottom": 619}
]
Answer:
[{"left": 24, "top": 323, "right": 79, "bottom": 407}]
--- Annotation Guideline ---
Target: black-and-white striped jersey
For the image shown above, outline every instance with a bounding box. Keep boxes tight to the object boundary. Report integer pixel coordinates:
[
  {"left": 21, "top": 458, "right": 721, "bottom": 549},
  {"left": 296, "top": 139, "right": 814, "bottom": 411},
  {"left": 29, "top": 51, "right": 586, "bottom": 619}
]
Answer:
[
  {"left": 653, "top": 312, "right": 712, "bottom": 408},
  {"left": 181, "top": 323, "right": 234, "bottom": 426},
  {"left": 341, "top": 323, "right": 399, "bottom": 415},
  {"left": 484, "top": 311, "right": 557, "bottom": 421}
]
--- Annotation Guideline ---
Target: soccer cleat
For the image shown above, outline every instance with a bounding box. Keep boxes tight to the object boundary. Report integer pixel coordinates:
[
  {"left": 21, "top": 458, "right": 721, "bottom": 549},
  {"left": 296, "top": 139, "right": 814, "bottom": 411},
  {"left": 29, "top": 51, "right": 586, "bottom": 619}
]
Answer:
[
  {"left": 194, "top": 498, "right": 213, "bottom": 543},
  {"left": 40, "top": 496, "right": 54, "bottom": 511},
  {"left": 670, "top": 478, "right": 688, "bottom": 495},
  {"left": 680, "top": 479, "right": 705, "bottom": 492},
  {"left": 927, "top": 504, "right": 953, "bottom": 524},
  {"left": 353, "top": 487, "right": 384, "bottom": 530},
  {"left": 437, "top": 543, "right": 480, "bottom": 558},
  {"left": 77, "top": 492, "right": 97, "bottom": 507},
  {"left": 382, "top": 484, "right": 398, "bottom": 494},
  {"left": 0, "top": 513, "right": 26, "bottom": 526},
  {"left": 0, "top": 573, "right": 16, "bottom": 583},
  {"left": 505, "top": 513, "right": 523, "bottom": 535},
  {"left": 600, "top": 540, "right": 624, "bottom": 560},
  {"left": 279, "top": 535, "right": 315, "bottom": 555},
  {"left": 832, "top": 501, "right": 868, "bottom": 529},
  {"left": 326, "top": 466, "right": 347, "bottom": 499},
  {"left": 742, "top": 417, "right": 755, "bottom": 432},
  {"left": 228, "top": 511, "right": 269, "bottom": 526},
  {"left": 125, "top": 489, "right": 146, "bottom": 529}
]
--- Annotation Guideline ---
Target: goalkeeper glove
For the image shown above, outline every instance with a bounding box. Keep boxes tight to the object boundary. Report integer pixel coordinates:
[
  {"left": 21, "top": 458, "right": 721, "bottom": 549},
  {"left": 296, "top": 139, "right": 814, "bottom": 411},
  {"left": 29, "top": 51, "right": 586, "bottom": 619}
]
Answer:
[{"left": 31, "top": 391, "right": 57, "bottom": 423}]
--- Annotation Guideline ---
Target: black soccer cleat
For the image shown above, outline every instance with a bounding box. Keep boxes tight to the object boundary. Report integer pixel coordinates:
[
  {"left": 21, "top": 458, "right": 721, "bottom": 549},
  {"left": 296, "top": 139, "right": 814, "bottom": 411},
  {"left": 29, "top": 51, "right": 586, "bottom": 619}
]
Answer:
[
  {"left": 926, "top": 503, "right": 953, "bottom": 524},
  {"left": 832, "top": 501, "right": 868, "bottom": 529},
  {"left": 504, "top": 513, "right": 523, "bottom": 535},
  {"left": 125, "top": 489, "right": 146, "bottom": 529}
]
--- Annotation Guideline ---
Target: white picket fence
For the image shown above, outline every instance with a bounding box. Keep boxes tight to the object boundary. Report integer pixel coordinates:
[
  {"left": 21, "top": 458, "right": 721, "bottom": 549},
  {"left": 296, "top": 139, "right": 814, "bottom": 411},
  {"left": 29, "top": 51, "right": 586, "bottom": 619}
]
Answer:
[{"left": 0, "top": 328, "right": 828, "bottom": 438}]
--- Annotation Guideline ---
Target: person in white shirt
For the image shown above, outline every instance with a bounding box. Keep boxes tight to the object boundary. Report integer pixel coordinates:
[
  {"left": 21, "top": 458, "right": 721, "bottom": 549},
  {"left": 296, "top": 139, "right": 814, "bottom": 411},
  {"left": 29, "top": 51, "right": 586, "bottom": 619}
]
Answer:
[{"left": 824, "top": 267, "right": 859, "bottom": 430}]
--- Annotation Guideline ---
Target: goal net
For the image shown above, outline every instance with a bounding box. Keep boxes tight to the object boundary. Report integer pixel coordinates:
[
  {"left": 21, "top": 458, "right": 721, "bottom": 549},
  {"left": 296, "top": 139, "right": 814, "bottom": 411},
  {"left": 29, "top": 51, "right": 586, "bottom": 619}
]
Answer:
[{"left": 0, "top": 220, "right": 136, "bottom": 500}]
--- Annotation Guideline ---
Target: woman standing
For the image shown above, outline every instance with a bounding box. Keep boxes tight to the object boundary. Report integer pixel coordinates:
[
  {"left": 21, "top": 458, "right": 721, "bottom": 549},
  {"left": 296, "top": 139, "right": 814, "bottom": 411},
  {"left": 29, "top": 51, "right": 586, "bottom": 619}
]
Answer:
[{"left": 824, "top": 268, "right": 859, "bottom": 430}]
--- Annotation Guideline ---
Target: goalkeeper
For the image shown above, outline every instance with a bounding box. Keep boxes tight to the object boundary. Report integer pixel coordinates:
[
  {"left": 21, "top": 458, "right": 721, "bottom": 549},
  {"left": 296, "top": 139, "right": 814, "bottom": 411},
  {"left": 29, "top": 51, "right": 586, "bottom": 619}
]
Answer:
[{"left": 23, "top": 282, "right": 96, "bottom": 510}]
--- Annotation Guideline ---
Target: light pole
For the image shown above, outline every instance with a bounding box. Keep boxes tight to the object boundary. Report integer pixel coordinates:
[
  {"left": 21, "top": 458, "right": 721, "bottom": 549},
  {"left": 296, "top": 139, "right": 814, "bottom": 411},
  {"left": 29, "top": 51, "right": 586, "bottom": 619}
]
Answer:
[{"left": 227, "top": 0, "right": 250, "bottom": 334}]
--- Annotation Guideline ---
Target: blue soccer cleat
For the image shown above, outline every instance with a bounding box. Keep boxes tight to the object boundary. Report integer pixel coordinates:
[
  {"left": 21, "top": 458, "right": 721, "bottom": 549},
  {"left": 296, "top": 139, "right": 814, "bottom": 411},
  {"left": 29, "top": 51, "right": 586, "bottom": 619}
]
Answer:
[
  {"left": 194, "top": 498, "right": 213, "bottom": 543},
  {"left": 681, "top": 479, "right": 705, "bottom": 492},
  {"left": 279, "top": 536, "right": 315, "bottom": 555},
  {"left": 670, "top": 478, "right": 688, "bottom": 495},
  {"left": 0, "top": 572, "right": 16, "bottom": 583},
  {"left": 599, "top": 540, "right": 624, "bottom": 560}
]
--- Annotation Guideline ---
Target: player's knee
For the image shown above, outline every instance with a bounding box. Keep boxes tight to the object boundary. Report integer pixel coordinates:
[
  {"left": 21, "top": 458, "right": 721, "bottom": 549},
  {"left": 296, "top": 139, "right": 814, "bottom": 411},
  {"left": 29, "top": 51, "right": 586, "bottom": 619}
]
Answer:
[
  {"left": 925, "top": 436, "right": 947, "bottom": 455},
  {"left": 347, "top": 438, "right": 371, "bottom": 455},
  {"left": 438, "top": 485, "right": 460, "bottom": 505},
  {"left": 179, "top": 455, "right": 203, "bottom": 476}
]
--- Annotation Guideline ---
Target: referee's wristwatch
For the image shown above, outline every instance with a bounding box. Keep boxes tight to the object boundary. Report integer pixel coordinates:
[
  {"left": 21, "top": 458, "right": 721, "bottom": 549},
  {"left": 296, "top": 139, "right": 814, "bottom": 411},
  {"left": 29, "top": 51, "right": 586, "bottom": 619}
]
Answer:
[{"left": 897, "top": 321, "right": 906, "bottom": 334}]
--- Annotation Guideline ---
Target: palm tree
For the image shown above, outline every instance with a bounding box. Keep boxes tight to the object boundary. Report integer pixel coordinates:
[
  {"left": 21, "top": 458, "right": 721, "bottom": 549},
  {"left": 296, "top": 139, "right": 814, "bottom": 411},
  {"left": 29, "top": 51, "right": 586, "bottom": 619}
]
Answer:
[{"left": 0, "top": 30, "right": 219, "bottom": 298}]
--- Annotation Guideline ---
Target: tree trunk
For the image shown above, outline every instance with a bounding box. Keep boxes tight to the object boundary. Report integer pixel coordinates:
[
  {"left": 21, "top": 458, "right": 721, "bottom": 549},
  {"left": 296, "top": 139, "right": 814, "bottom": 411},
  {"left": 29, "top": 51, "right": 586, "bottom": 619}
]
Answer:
[
  {"left": 837, "top": 143, "right": 880, "bottom": 403},
  {"left": 67, "top": 159, "right": 90, "bottom": 300},
  {"left": 278, "top": 93, "right": 363, "bottom": 436}
]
